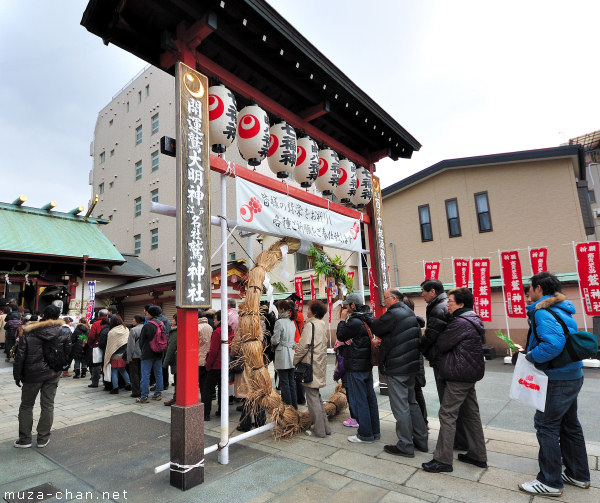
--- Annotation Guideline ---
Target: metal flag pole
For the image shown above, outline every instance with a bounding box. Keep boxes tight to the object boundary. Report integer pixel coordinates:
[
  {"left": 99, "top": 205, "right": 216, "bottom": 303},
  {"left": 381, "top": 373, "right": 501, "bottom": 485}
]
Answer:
[
  {"left": 451, "top": 256, "right": 455, "bottom": 287},
  {"left": 497, "top": 250, "right": 513, "bottom": 356},
  {"left": 572, "top": 241, "right": 588, "bottom": 331},
  {"left": 219, "top": 173, "right": 230, "bottom": 465}
]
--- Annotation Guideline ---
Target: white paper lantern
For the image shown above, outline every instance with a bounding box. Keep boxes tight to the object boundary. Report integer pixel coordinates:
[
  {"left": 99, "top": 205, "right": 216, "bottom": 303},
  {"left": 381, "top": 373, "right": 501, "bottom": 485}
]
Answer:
[
  {"left": 333, "top": 159, "right": 357, "bottom": 203},
  {"left": 350, "top": 166, "right": 373, "bottom": 208},
  {"left": 293, "top": 136, "right": 319, "bottom": 187},
  {"left": 237, "top": 104, "right": 270, "bottom": 166},
  {"left": 267, "top": 121, "right": 297, "bottom": 179},
  {"left": 208, "top": 85, "right": 237, "bottom": 153},
  {"left": 315, "top": 148, "right": 340, "bottom": 196}
]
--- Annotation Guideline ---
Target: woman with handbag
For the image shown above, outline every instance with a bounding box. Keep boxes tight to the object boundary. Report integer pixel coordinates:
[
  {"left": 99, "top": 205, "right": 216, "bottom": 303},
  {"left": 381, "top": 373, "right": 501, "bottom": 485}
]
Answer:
[
  {"left": 102, "top": 316, "right": 131, "bottom": 395},
  {"left": 294, "top": 300, "right": 330, "bottom": 437},
  {"left": 272, "top": 300, "right": 298, "bottom": 409}
]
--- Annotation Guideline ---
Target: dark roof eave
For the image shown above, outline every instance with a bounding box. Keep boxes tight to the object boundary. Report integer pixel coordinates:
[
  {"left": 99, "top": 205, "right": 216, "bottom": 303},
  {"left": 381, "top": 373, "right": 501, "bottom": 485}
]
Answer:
[
  {"left": 382, "top": 145, "right": 585, "bottom": 197},
  {"left": 0, "top": 249, "right": 125, "bottom": 266}
]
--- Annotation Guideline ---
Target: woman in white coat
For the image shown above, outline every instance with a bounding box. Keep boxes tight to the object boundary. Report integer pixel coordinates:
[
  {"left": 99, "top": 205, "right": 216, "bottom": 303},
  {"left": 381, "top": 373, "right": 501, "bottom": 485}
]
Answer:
[
  {"left": 272, "top": 300, "right": 297, "bottom": 409},
  {"left": 294, "top": 300, "right": 330, "bottom": 437}
]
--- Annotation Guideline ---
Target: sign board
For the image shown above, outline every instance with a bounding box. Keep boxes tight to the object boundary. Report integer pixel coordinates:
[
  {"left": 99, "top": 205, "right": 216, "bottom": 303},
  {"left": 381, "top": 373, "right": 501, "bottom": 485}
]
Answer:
[
  {"left": 371, "top": 175, "right": 389, "bottom": 305},
  {"left": 175, "top": 62, "right": 211, "bottom": 308}
]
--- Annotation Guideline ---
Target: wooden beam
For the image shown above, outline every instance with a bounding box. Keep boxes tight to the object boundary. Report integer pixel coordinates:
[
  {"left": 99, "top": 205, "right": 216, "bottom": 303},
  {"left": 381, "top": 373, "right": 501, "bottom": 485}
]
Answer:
[{"left": 299, "top": 100, "right": 330, "bottom": 122}]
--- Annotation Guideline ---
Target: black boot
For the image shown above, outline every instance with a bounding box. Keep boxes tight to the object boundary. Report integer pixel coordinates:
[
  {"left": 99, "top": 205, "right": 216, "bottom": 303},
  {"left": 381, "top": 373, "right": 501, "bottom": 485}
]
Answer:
[
  {"left": 73, "top": 369, "right": 80, "bottom": 379},
  {"left": 81, "top": 369, "right": 87, "bottom": 378}
]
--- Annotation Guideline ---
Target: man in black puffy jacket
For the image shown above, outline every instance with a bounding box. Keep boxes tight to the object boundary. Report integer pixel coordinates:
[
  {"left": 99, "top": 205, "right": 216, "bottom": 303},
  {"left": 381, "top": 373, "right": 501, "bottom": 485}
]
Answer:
[
  {"left": 336, "top": 293, "right": 380, "bottom": 443},
  {"left": 13, "top": 305, "right": 71, "bottom": 448},
  {"left": 372, "top": 289, "right": 428, "bottom": 457}
]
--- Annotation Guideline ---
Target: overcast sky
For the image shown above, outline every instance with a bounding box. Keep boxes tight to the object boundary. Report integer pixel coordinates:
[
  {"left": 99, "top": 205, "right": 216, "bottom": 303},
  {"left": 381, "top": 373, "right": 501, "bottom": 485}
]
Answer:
[{"left": 1, "top": 0, "right": 599, "bottom": 212}]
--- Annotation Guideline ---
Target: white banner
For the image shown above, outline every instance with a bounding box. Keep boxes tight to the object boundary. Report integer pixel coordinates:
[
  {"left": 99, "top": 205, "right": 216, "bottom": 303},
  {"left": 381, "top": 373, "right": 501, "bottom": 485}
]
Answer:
[{"left": 236, "top": 177, "right": 361, "bottom": 252}]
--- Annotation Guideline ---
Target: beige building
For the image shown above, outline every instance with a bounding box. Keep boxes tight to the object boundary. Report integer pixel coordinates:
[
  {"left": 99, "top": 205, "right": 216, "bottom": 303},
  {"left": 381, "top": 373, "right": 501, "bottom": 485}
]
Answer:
[
  {"left": 90, "top": 66, "right": 360, "bottom": 299},
  {"left": 382, "top": 145, "right": 595, "bottom": 353}
]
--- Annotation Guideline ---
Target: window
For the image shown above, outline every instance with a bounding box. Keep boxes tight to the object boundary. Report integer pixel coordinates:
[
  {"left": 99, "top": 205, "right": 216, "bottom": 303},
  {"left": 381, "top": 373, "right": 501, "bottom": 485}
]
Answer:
[
  {"left": 151, "top": 150, "right": 159, "bottom": 171},
  {"left": 296, "top": 252, "right": 311, "bottom": 272},
  {"left": 135, "top": 160, "right": 142, "bottom": 180},
  {"left": 150, "top": 228, "right": 158, "bottom": 250},
  {"left": 134, "top": 197, "right": 142, "bottom": 217},
  {"left": 135, "top": 125, "right": 142, "bottom": 145},
  {"left": 418, "top": 204, "right": 433, "bottom": 241},
  {"left": 151, "top": 113, "right": 159, "bottom": 135},
  {"left": 138, "top": 91, "right": 142, "bottom": 103},
  {"left": 145, "top": 84, "right": 150, "bottom": 97},
  {"left": 151, "top": 189, "right": 159, "bottom": 203},
  {"left": 99, "top": 151, "right": 105, "bottom": 164},
  {"left": 98, "top": 183, "right": 104, "bottom": 195},
  {"left": 110, "top": 149, "right": 114, "bottom": 157},
  {"left": 588, "top": 190, "right": 596, "bottom": 203},
  {"left": 230, "top": 252, "right": 236, "bottom": 261},
  {"left": 474, "top": 192, "right": 492, "bottom": 232},
  {"left": 134, "top": 234, "right": 141, "bottom": 255},
  {"left": 445, "top": 198, "right": 461, "bottom": 237}
]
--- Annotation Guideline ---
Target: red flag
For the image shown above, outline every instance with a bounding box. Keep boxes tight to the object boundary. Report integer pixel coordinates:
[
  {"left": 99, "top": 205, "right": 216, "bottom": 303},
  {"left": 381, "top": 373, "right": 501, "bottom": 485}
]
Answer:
[
  {"left": 346, "top": 271, "right": 355, "bottom": 288},
  {"left": 575, "top": 242, "right": 600, "bottom": 315},
  {"left": 310, "top": 274, "right": 316, "bottom": 300},
  {"left": 424, "top": 261, "right": 440, "bottom": 280},
  {"left": 327, "top": 287, "right": 333, "bottom": 322},
  {"left": 294, "top": 276, "right": 304, "bottom": 310},
  {"left": 453, "top": 259, "right": 470, "bottom": 288},
  {"left": 529, "top": 248, "right": 548, "bottom": 275},
  {"left": 472, "top": 258, "right": 492, "bottom": 321},
  {"left": 500, "top": 251, "right": 527, "bottom": 318},
  {"left": 368, "top": 268, "right": 376, "bottom": 314}
]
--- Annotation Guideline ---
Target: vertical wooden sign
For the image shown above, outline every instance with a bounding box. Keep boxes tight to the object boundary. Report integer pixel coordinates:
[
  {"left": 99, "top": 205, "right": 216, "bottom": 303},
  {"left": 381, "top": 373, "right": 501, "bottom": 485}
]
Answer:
[
  {"left": 176, "top": 62, "right": 211, "bottom": 308},
  {"left": 371, "top": 175, "right": 389, "bottom": 305}
]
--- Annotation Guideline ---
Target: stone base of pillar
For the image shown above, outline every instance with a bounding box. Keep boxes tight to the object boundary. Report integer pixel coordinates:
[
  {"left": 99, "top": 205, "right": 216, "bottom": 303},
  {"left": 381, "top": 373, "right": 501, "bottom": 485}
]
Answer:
[{"left": 170, "top": 403, "right": 204, "bottom": 490}]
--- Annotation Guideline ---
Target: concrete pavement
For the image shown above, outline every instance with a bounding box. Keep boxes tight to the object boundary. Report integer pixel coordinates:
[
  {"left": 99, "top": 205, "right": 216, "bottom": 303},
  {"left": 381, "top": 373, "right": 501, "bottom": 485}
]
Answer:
[{"left": 1, "top": 356, "right": 599, "bottom": 503}]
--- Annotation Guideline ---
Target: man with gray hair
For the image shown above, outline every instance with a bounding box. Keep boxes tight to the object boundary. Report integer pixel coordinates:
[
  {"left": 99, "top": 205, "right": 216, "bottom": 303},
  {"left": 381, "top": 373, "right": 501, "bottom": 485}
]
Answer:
[
  {"left": 87, "top": 309, "right": 108, "bottom": 388},
  {"left": 372, "top": 289, "right": 428, "bottom": 457}
]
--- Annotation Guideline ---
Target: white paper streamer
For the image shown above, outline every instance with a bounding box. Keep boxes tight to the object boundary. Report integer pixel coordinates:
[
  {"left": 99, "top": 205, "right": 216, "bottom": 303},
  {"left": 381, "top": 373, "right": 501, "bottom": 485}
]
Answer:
[
  {"left": 24, "top": 273, "right": 30, "bottom": 286},
  {"left": 298, "top": 240, "right": 312, "bottom": 255},
  {"left": 263, "top": 273, "right": 277, "bottom": 317},
  {"left": 4, "top": 274, "right": 10, "bottom": 285},
  {"left": 278, "top": 244, "right": 290, "bottom": 282},
  {"left": 332, "top": 300, "right": 343, "bottom": 311},
  {"left": 170, "top": 459, "right": 205, "bottom": 473},
  {"left": 340, "top": 285, "right": 347, "bottom": 297}
]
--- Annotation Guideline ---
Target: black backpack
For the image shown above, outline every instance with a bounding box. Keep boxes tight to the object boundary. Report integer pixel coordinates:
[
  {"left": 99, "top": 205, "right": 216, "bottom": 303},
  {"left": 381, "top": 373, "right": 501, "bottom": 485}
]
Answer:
[{"left": 41, "top": 326, "right": 73, "bottom": 372}]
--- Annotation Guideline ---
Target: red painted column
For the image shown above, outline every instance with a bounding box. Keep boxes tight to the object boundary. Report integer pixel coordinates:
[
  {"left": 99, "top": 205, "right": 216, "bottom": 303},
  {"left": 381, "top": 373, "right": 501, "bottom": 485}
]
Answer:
[
  {"left": 366, "top": 163, "right": 384, "bottom": 318},
  {"left": 176, "top": 308, "right": 199, "bottom": 406}
]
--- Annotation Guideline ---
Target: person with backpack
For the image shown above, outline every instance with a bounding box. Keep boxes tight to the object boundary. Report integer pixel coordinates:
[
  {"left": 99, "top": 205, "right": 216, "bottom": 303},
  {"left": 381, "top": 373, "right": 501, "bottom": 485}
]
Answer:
[
  {"left": 518, "top": 272, "right": 591, "bottom": 496},
  {"left": 137, "top": 305, "right": 166, "bottom": 403},
  {"left": 13, "top": 304, "right": 72, "bottom": 448},
  {"left": 70, "top": 318, "right": 89, "bottom": 379}
]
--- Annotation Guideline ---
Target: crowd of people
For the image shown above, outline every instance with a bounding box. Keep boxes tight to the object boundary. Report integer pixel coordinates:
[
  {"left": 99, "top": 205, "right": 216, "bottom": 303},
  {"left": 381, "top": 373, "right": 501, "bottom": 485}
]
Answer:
[{"left": 3, "top": 271, "right": 591, "bottom": 496}]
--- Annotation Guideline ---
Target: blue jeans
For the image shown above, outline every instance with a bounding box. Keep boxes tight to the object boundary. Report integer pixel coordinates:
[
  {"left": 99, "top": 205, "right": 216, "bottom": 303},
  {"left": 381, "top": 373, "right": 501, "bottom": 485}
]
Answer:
[
  {"left": 534, "top": 377, "right": 589, "bottom": 489},
  {"left": 111, "top": 366, "right": 131, "bottom": 390},
  {"left": 347, "top": 371, "right": 380, "bottom": 441},
  {"left": 278, "top": 369, "right": 298, "bottom": 409},
  {"left": 140, "top": 358, "right": 163, "bottom": 399},
  {"left": 74, "top": 359, "right": 87, "bottom": 371}
]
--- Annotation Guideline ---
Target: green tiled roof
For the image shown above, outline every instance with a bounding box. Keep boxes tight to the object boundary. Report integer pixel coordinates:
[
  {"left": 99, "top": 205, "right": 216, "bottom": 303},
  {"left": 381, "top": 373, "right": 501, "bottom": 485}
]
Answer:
[{"left": 0, "top": 203, "right": 124, "bottom": 263}]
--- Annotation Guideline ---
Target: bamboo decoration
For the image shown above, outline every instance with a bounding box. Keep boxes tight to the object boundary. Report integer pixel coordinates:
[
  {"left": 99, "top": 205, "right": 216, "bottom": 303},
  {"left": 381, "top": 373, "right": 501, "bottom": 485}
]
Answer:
[{"left": 235, "top": 237, "right": 347, "bottom": 438}]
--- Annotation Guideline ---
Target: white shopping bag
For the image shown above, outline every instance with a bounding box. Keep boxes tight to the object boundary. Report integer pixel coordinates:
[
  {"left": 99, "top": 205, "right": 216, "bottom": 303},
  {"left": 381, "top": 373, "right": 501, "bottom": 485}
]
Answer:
[
  {"left": 509, "top": 353, "right": 548, "bottom": 412},
  {"left": 105, "top": 363, "right": 111, "bottom": 383},
  {"left": 92, "top": 347, "right": 103, "bottom": 364}
]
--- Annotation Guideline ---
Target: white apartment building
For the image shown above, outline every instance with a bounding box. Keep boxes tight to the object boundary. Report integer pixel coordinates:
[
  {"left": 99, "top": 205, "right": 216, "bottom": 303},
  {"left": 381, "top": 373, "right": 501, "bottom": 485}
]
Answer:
[{"left": 90, "top": 66, "right": 360, "bottom": 292}]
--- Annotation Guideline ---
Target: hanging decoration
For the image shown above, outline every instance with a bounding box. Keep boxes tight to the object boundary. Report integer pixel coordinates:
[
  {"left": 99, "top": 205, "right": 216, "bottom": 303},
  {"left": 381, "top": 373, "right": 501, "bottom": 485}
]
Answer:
[
  {"left": 293, "top": 136, "right": 320, "bottom": 187},
  {"left": 267, "top": 121, "right": 297, "bottom": 179},
  {"left": 500, "top": 251, "right": 527, "bottom": 318},
  {"left": 453, "top": 258, "right": 470, "bottom": 288},
  {"left": 237, "top": 104, "right": 270, "bottom": 166},
  {"left": 529, "top": 248, "right": 548, "bottom": 275},
  {"left": 208, "top": 84, "right": 237, "bottom": 153},
  {"left": 424, "top": 261, "right": 440, "bottom": 280},
  {"left": 350, "top": 166, "right": 373, "bottom": 207},
  {"left": 307, "top": 245, "right": 353, "bottom": 291},
  {"left": 472, "top": 258, "right": 492, "bottom": 321},
  {"left": 333, "top": 158, "right": 357, "bottom": 203},
  {"left": 315, "top": 147, "right": 340, "bottom": 196},
  {"left": 574, "top": 242, "right": 600, "bottom": 316}
]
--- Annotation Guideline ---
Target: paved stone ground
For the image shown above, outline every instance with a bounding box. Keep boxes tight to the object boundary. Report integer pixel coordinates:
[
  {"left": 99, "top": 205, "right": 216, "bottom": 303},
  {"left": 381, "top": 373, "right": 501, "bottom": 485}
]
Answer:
[{"left": 1, "top": 356, "right": 599, "bottom": 503}]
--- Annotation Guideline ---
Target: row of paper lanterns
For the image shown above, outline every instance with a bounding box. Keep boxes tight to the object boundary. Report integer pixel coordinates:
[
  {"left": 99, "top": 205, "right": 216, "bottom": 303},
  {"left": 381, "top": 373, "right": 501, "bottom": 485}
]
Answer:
[{"left": 209, "top": 84, "right": 373, "bottom": 207}]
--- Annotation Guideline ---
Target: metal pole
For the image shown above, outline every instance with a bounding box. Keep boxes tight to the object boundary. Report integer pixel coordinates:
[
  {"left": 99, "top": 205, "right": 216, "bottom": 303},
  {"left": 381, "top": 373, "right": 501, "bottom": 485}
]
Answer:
[
  {"left": 81, "top": 255, "right": 88, "bottom": 319},
  {"left": 356, "top": 251, "right": 365, "bottom": 303},
  {"left": 572, "top": 241, "right": 588, "bottom": 331},
  {"left": 219, "top": 173, "right": 229, "bottom": 465}
]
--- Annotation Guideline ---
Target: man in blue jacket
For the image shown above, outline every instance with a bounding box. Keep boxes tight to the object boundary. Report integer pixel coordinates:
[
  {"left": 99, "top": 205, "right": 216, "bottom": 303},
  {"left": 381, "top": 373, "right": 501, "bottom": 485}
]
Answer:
[{"left": 518, "top": 272, "right": 590, "bottom": 496}]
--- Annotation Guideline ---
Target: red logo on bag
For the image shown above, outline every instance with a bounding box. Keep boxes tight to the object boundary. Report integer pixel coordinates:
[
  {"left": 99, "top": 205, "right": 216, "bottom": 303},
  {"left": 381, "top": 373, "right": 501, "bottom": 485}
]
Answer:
[
  {"left": 526, "top": 375, "right": 533, "bottom": 381},
  {"left": 518, "top": 378, "right": 540, "bottom": 391}
]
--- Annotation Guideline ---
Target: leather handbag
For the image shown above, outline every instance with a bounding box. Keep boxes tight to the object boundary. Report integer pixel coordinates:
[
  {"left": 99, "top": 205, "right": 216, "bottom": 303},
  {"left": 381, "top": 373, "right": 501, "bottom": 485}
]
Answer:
[
  {"left": 294, "top": 323, "right": 314, "bottom": 383},
  {"left": 363, "top": 321, "right": 381, "bottom": 366}
]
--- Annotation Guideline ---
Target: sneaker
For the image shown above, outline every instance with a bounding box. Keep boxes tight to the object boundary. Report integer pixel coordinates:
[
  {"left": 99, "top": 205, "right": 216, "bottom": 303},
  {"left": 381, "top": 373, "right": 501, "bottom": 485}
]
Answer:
[
  {"left": 37, "top": 439, "right": 50, "bottom": 448},
  {"left": 347, "top": 435, "right": 373, "bottom": 443},
  {"left": 14, "top": 439, "right": 32, "bottom": 448},
  {"left": 562, "top": 471, "right": 590, "bottom": 489},
  {"left": 151, "top": 394, "right": 162, "bottom": 401},
  {"left": 136, "top": 397, "right": 149, "bottom": 404},
  {"left": 343, "top": 418, "right": 359, "bottom": 428},
  {"left": 518, "top": 479, "right": 562, "bottom": 497}
]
